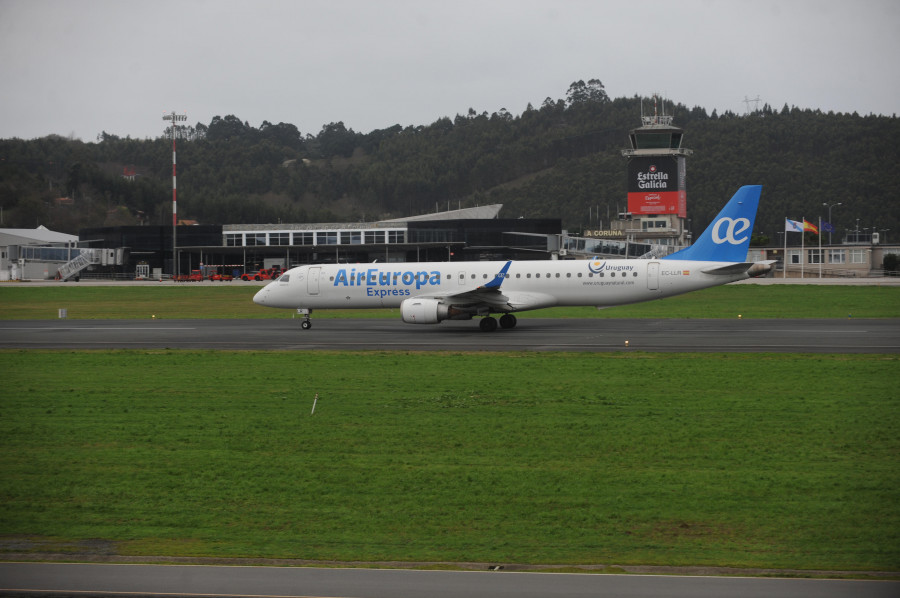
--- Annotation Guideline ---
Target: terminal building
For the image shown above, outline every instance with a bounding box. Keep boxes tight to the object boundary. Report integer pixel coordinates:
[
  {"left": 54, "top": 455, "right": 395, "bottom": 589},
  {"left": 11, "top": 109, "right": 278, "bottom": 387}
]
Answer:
[
  {"left": 5, "top": 213, "right": 895, "bottom": 282},
  {"left": 44, "top": 205, "right": 563, "bottom": 281}
]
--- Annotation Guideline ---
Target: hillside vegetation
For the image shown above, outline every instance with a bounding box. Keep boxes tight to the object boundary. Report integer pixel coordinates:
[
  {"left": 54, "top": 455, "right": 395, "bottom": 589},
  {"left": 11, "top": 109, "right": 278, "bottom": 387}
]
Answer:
[{"left": 1, "top": 80, "right": 897, "bottom": 241}]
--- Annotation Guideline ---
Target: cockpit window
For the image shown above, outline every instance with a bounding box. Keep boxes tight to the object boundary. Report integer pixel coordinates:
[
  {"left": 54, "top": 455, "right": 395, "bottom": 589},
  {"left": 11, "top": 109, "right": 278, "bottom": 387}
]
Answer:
[{"left": 278, "top": 274, "right": 290, "bottom": 282}]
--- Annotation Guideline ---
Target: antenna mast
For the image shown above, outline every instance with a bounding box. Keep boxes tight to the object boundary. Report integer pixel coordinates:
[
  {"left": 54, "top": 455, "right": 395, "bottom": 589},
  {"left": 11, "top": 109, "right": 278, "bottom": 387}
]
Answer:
[{"left": 162, "top": 111, "right": 187, "bottom": 277}]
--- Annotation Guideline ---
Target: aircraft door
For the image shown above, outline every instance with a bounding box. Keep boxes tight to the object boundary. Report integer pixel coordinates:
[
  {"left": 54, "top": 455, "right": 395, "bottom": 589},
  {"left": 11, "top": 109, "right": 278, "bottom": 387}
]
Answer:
[
  {"left": 648, "top": 262, "right": 659, "bottom": 291},
  {"left": 308, "top": 266, "right": 321, "bottom": 295}
]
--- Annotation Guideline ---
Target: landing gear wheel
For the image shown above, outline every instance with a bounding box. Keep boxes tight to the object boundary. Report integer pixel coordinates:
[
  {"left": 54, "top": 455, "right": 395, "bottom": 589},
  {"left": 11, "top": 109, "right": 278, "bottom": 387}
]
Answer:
[
  {"left": 301, "top": 319, "right": 312, "bottom": 330},
  {"left": 479, "top": 316, "right": 498, "bottom": 332},
  {"left": 499, "top": 314, "right": 517, "bottom": 329}
]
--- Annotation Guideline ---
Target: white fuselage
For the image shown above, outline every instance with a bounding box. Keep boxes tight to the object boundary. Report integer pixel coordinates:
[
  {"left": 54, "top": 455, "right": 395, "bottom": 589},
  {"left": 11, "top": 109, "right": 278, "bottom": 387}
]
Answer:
[{"left": 253, "top": 259, "right": 749, "bottom": 312}]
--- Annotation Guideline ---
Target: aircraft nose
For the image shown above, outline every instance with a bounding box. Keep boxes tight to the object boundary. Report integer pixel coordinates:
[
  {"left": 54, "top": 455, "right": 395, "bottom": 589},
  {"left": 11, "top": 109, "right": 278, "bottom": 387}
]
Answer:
[{"left": 252, "top": 286, "right": 268, "bottom": 306}]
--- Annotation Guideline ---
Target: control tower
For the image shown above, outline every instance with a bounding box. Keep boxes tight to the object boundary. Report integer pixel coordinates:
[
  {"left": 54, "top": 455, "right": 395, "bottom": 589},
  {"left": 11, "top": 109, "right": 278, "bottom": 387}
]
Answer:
[{"left": 619, "top": 97, "right": 693, "bottom": 251}]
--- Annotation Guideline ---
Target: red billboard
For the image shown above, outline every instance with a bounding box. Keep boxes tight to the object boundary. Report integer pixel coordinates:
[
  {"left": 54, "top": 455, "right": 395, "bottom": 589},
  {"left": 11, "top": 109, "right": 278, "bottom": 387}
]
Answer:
[{"left": 626, "top": 156, "right": 686, "bottom": 218}]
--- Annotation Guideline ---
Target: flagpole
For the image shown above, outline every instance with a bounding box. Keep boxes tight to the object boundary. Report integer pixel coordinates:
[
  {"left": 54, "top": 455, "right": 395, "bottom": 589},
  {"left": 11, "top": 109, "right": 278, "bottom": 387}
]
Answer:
[
  {"left": 783, "top": 220, "right": 788, "bottom": 279},
  {"left": 818, "top": 216, "right": 823, "bottom": 278},
  {"left": 800, "top": 216, "right": 805, "bottom": 279}
]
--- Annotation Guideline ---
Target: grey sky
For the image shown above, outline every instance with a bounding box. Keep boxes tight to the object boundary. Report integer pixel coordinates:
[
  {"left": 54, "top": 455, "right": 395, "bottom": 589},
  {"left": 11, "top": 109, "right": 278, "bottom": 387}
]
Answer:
[{"left": 1, "top": 0, "right": 897, "bottom": 141}]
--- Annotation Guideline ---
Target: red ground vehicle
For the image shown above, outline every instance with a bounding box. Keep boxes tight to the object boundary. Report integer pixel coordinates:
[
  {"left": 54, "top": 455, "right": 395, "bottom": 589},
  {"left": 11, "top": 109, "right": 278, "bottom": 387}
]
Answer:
[
  {"left": 174, "top": 269, "right": 204, "bottom": 282},
  {"left": 241, "top": 267, "right": 284, "bottom": 281},
  {"left": 209, "top": 272, "right": 233, "bottom": 281}
]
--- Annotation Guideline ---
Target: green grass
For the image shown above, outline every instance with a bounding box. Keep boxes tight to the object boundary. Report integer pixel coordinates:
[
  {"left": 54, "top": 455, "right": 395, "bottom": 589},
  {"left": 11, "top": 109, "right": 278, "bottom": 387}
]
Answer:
[
  {"left": 1, "top": 284, "right": 899, "bottom": 319},
  {"left": 1, "top": 350, "right": 897, "bottom": 570}
]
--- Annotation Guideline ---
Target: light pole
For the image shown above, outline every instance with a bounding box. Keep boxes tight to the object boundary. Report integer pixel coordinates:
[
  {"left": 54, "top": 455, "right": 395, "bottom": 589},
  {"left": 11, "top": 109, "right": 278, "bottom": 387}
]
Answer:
[
  {"left": 822, "top": 201, "right": 841, "bottom": 246},
  {"left": 163, "top": 111, "right": 187, "bottom": 277}
]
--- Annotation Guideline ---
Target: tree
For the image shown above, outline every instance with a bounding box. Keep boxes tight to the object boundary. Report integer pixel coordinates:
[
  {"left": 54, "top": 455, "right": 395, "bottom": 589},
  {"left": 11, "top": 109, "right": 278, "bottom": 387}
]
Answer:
[
  {"left": 566, "top": 79, "right": 609, "bottom": 106},
  {"left": 207, "top": 115, "right": 249, "bottom": 142},
  {"left": 315, "top": 122, "right": 359, "bottom": 158},
  {"left": 66, "top": 162, "right": 82, "bottom": 196}
]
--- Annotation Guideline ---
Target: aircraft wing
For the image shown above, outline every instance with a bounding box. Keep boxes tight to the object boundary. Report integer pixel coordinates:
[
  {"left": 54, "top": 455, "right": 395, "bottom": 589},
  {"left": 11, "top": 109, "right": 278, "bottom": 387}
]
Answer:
[
  {"left": 414, "top": 261, "right": 513, "bottom": 308},
  {"left": 412, "top": 261, "right": 558, "bottom": 313}
]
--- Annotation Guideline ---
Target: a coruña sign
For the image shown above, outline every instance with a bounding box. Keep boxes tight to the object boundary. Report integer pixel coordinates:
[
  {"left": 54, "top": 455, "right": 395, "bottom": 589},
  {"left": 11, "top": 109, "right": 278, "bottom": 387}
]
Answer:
[{"left": 584, "top": 230, "right": 625, "bottom": 238}]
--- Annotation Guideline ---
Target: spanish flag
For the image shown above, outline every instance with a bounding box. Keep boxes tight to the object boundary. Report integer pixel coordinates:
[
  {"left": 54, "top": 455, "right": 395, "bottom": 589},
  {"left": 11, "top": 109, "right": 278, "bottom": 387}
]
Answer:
[{"left": 803, "top": 219, "right": 818, "bottom": 234}]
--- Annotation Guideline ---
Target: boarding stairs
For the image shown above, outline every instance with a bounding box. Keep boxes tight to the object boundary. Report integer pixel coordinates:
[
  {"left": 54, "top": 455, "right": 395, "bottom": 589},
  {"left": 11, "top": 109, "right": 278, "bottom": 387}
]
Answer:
[
  {"left": 56, "top": 249, "right": 101, "bottom": 281},
  {"left": 637, "top": 246, "right": 673, "bottom": 260}
]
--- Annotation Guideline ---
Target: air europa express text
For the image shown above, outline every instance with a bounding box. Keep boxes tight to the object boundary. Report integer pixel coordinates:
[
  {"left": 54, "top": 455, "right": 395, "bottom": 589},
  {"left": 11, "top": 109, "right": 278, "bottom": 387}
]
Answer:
[{"left": 333, "top": 268, "right": 442, "bottom": 290}]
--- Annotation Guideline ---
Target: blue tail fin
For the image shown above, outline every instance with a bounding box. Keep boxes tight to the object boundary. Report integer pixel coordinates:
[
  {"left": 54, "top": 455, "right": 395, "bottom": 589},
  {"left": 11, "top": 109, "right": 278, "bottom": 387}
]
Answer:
[{"left": 663, "top": 185, "right": 762, "bottom": 262}]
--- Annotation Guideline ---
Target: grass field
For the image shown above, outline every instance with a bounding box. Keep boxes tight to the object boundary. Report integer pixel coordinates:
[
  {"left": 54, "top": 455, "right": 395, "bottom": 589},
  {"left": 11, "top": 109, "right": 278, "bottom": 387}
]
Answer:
[
  {"left": 1, "top": 283, "right": 899, "bottom": 319},
  {"left": 1, "top": 350, "right": 897, "bottom": 570}
]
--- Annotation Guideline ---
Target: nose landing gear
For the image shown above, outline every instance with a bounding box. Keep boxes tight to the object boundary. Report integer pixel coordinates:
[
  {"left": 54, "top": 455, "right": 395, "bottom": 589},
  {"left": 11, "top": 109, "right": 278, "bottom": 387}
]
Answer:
[{"left": 297, "top": 308, "right": 312, "bottom": 330}]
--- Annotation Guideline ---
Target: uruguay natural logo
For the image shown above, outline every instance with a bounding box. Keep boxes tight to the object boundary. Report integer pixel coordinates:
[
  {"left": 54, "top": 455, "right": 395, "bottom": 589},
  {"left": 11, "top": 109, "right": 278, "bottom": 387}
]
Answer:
[{"left": 588, "top": 259, "right": 606, "bottom": 274}]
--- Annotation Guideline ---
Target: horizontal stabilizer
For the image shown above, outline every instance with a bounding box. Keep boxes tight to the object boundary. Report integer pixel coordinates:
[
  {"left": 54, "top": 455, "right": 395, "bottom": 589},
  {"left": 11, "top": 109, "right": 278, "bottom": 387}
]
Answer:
[
  {"left": 701, "top": 260, "right": 775, "bottom": 277},
  {"left": 701, "top": 263, "right": 756, "bottom": 275}
]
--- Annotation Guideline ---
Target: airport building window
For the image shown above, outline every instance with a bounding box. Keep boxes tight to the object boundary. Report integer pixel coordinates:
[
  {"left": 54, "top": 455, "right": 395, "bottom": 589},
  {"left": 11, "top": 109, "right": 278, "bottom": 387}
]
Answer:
[
  {"left": 828, "top": 249, "right": 846, "bottom": 264},
  {"left": 788, "top": 250, "right": 801, "bottom": 265},
  {"left": 246, "top": 233, "right": 267, "bottom": 246},
  {"left": 365, "top": 231, "right": 385, "bottom": 244},
  {"left": 388, "top": 230, "right": 405, "bottom": 244},
  {"left": 294, "top": 232, "right": 314, "bottom": 245},
  {"left": 340, "top": 231, "right": 362, "bottom": 245},
  {"left": 270, "top": 233, "right": 290, "bottom": 246},
  {"left": 225, "top": 233, "right": 242, "bottom": 247},
  {"left": 318, "top": 232, "right": 337, "bottom": 245},
  {"left": 850, "top": 249, "right": 867, "bottom": 264},
  {"left": 808, "top": 249, "right": 823, "bottom": 264}
]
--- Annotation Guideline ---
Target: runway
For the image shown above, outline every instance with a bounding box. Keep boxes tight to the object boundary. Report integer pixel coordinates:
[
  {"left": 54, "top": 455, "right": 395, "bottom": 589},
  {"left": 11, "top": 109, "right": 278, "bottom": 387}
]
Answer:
[
  {"left": 1, "top": 562, "right": 897, "bottom": 598},
  {"left": 1, "top": 317, "right": 898, "bottom": 352}
]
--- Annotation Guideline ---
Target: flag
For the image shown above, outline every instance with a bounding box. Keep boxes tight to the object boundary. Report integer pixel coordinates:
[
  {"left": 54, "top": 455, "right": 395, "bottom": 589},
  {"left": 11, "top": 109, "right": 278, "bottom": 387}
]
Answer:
[
  {"left": 785, "top": 218, "right": 804, "bottom": 233},
  {"left": 822, "top": 221, "right": 835, "bottom": 233},
  {"left": 803, "top": 219, "right": 819, "bottom": 234}
]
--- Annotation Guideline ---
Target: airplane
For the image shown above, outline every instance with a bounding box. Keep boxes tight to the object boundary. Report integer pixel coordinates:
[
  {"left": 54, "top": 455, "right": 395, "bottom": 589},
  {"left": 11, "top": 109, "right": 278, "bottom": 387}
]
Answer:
[{"left": 253, "top": 185, "right": 773, "bottom": 331}]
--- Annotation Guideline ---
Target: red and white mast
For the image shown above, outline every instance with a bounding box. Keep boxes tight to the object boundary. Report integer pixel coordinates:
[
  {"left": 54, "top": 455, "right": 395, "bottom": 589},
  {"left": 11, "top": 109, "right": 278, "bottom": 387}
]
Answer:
[{"left": 162, "top": 111, "right": 187, "bottom": 277}]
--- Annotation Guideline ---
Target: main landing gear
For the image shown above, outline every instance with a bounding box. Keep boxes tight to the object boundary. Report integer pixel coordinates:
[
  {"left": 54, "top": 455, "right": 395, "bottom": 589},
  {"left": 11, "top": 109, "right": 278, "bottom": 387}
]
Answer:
[
  {"left": 479, "top": 314, "right": 517, "bottom": 332},
  {"left": 297, "top": 308, "right": 312, "bottom": 330}
]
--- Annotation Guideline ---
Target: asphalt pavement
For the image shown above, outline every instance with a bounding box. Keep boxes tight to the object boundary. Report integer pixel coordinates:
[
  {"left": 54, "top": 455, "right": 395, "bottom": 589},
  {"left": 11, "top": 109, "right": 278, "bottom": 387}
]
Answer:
[{"left": 1, "top": 317, "right": 898, "bottom": 352}]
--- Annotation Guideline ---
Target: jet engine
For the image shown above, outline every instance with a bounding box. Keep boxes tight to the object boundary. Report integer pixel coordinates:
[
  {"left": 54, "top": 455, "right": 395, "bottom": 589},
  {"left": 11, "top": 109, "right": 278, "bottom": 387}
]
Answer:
[{"left": 400, "top": 298, "right": 472, "bottom": 324}]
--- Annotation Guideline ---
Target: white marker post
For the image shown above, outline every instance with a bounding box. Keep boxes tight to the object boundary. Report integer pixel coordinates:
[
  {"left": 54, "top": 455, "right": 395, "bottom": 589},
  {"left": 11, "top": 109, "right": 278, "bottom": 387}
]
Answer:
[{"left": 311, "top": 393, "right": 318, "bottom": 415}]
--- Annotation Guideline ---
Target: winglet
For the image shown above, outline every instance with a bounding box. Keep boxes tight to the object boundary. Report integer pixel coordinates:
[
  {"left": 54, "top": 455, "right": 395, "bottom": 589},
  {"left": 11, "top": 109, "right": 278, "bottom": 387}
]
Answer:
[
  {"left": 481, "top": 261, "right": 512, "bottom": 290},
  {"left": 663, "top": 185, "right": 762, "bottom": 262}
]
